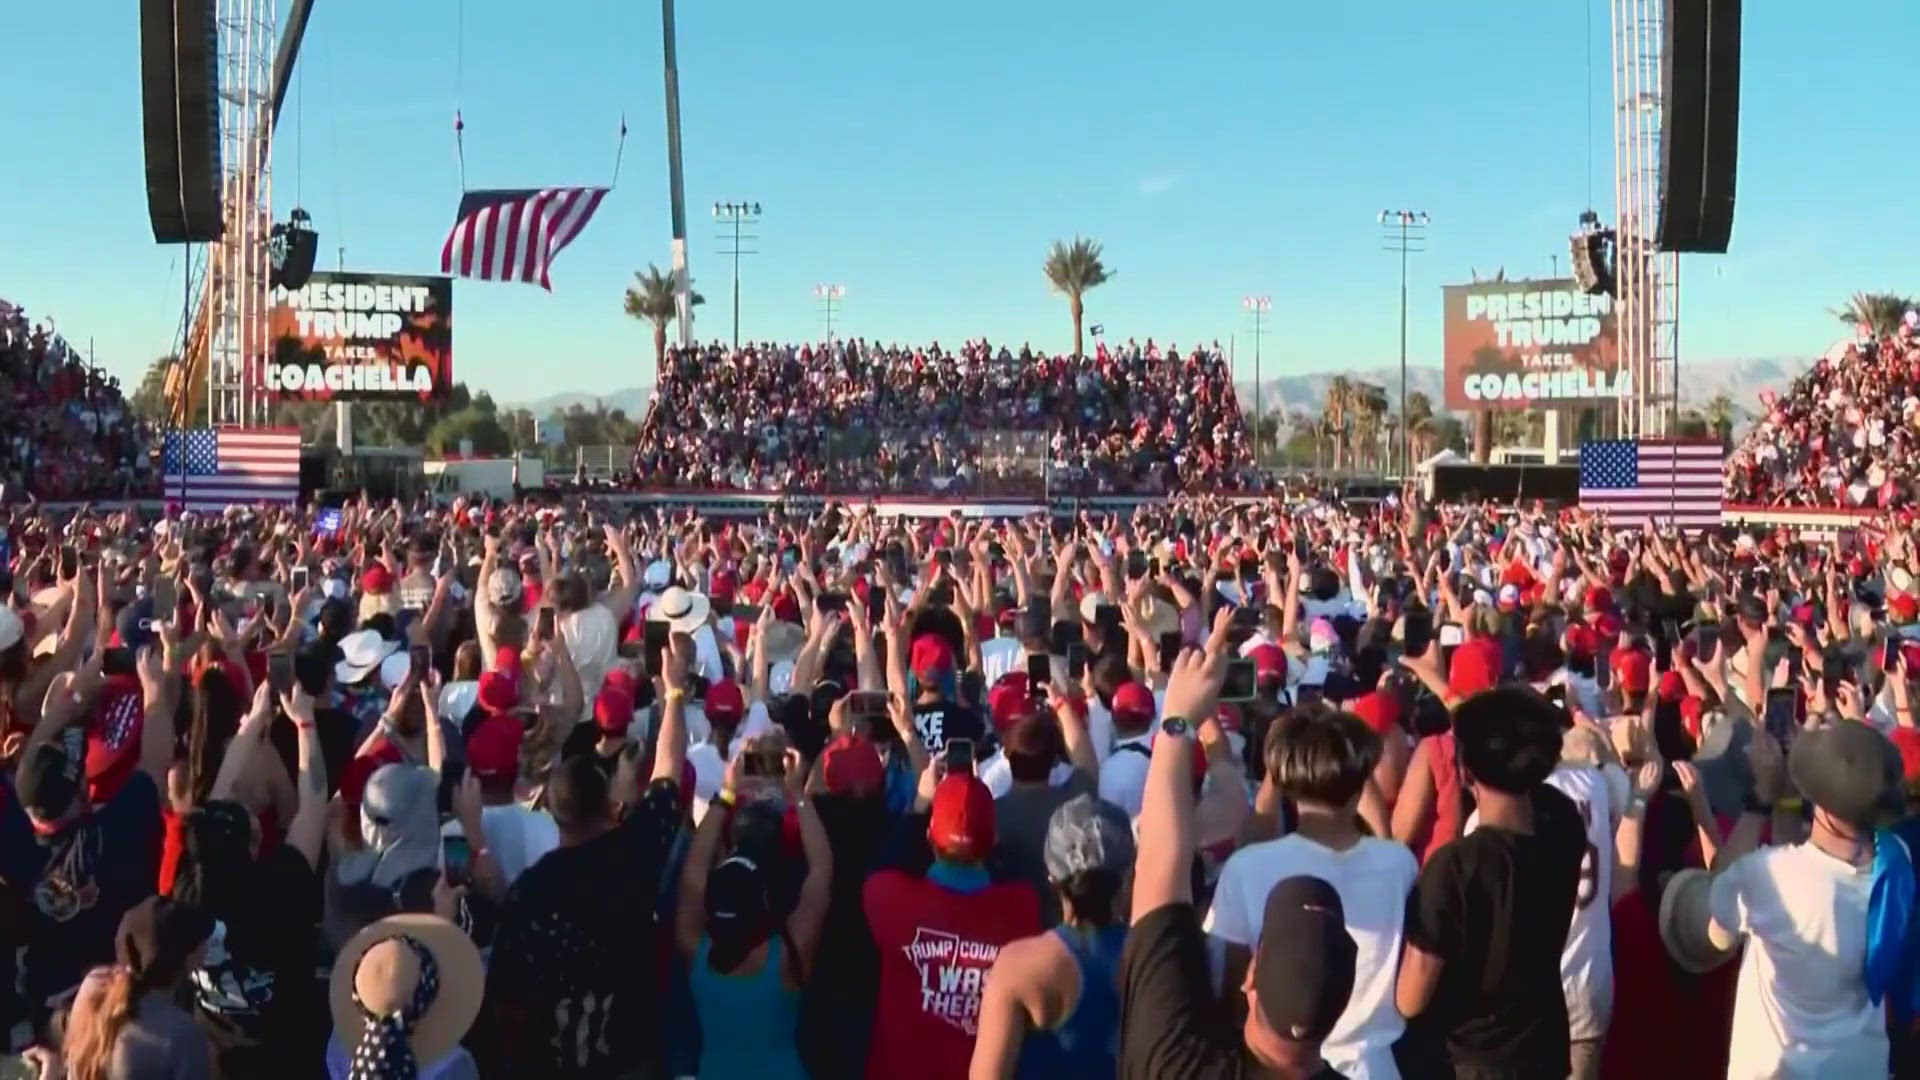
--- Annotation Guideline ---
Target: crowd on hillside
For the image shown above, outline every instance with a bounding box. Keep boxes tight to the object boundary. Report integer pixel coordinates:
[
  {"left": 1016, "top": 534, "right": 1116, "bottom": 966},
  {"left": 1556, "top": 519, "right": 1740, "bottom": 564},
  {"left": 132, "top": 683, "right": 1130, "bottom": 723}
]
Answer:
[
  {"left": 628, "top": 338, "right": 1262, "bottom": 496},
  {"left": 0, "top": 301, "right": 156, "bottom": 502},
  {"left": 1725, "top": 314, "right": 1920, "bottom": 510},
  {"left": 3, "top": 488, "right": 1920, "bottom": 1078}
]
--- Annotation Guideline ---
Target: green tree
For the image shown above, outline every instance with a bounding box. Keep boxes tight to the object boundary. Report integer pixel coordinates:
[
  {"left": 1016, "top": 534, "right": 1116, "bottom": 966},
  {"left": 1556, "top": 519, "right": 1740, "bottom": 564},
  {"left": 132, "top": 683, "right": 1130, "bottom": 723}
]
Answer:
[
  {"left": 426, "top": 407, "right": 513, "bottom": 456},
  {"left": 1703, "top": 393, "right": 1737, "bottom": 443},
  {"left": 130, "top": 355, "right": 179, "bottom": 427},
  {"left": 1833, "top": 292, "right": 1915, "bottom": 338},
  {"left": 1043, "top": 238, "right": 1112, "bottom": 359},
  {"left": 1674, "top": 409, "right": 1711, "bottom": 439},
  {"left": 623, "top": 264, "right": 705, "bottom": 372}
]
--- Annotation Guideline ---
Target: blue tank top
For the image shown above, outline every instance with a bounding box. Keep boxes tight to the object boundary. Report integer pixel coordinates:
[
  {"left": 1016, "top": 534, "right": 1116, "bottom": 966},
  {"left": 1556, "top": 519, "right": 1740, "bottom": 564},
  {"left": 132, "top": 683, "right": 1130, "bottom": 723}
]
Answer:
[
  {"left": 1015, "top": 924, "right": 1128, "bottom": 1079},
  {"left": 688, "top": 936, "right": 808, "bottom": 1080}
]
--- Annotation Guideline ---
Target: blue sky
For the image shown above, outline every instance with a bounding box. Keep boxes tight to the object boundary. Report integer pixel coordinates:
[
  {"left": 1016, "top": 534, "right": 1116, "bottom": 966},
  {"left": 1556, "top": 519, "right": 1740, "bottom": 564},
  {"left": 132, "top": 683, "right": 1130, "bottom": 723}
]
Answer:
[{"left": 4, "top": 0, "right": 1914, "bottom": 404}]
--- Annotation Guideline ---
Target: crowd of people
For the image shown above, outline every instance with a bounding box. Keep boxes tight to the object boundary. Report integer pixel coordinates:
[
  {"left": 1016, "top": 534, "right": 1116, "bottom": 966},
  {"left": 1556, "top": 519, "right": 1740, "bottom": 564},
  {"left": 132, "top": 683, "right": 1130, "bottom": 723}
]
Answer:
[
  {"left": 1725, "top": 314, "right": 1920, "bottom": 510},
  {"left": 2, "top": 487, "right": 1919, "bottom": 1078},
  {"left": 0, "top": 301, "right": 156, "bottom": 502},
  {"left": 629, "top": 339, "right": 1261, "bottom": 496}
]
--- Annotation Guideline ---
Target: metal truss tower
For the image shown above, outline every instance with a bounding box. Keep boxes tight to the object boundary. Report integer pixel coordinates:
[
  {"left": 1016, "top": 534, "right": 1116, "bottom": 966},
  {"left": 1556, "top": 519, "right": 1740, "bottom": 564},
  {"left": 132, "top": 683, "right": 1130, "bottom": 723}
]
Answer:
[
  {"left": 204, "top": 0, "right": 276, "bottom": 427},
  {"left": 1611, "top": 0, "right": 1679, "bottom": 438}
]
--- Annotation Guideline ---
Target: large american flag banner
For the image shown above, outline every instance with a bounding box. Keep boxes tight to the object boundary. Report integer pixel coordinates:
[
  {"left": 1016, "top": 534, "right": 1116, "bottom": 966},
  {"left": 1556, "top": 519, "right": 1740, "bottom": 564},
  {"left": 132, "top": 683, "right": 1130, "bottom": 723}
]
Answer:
[
  {"left": 1578, "top": 438, "right": 1724, "bottom": 528},
  {"left": 440, "top": 187, "right": 608, "bottom": 290},
  {"left": 163, "top": 428, "right": 301, "bottom": 512}
]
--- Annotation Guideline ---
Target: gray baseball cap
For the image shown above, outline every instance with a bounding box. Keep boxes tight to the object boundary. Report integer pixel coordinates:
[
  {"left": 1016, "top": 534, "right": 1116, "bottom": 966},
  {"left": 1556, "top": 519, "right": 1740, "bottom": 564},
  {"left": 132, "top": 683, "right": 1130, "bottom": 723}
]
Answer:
[{"left": 1043, "top": 794, "right": 1135, "bottom": 881}]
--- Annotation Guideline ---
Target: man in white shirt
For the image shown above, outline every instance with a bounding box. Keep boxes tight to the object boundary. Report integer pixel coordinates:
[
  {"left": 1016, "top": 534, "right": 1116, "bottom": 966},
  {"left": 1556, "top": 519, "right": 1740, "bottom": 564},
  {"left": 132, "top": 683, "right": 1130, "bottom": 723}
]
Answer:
[
  {"left": 1705, "top": 721, "right": 1900, "bottom": 1080},
  {"left": 1205, "top": 707, "right": 1415, "bottom": 1080},
  {"left": 458, "top": 714, "right": 557, "bottom": 887}
]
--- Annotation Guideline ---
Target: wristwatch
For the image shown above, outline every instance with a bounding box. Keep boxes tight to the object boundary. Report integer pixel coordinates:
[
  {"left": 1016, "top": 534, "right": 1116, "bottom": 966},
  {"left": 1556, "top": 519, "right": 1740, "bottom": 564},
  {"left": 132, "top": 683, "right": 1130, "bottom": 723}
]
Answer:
[{"left": 1159, "top": 717, "right": 1193, "bottom": 739}]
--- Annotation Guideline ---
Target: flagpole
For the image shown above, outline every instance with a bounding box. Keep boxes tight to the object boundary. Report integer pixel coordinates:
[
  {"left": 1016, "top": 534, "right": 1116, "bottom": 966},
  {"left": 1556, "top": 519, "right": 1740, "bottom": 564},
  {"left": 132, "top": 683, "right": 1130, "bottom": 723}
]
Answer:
[{"left": 661, "top": 0, "right": 693, "bottom": 349}]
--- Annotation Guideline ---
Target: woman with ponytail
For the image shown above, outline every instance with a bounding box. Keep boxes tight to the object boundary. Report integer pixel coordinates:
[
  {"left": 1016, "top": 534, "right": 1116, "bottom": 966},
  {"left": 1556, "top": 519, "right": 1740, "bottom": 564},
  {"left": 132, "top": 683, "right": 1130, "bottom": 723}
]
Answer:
[
  {"left": 674, "top": 745, "right": 831, "bottom": 1079},
  {"left": 58, "top": 896, "right": 215, "bottom": 1080}
]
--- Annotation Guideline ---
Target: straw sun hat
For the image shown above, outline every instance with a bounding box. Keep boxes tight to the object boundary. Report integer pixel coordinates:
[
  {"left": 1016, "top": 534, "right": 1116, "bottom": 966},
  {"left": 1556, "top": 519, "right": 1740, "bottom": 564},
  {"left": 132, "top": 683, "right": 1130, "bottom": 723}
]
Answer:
[{"left": 330, "top": 913, "right": 483, "bottom": 1071}]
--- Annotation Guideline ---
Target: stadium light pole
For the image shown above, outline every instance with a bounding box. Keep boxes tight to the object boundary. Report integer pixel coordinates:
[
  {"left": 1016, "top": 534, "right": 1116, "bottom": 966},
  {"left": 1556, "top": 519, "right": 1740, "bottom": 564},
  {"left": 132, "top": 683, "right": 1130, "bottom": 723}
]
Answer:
[
  {"left": 814, "top": 284, "right": 845, "bottom": 343},
  {"left": 713, "top": 201, "right": 760, "bottom": 349},
  {"left": 1242, "top": 296, "right": 1271, "bottom": 467},
  {"left": 1380, "top": 210, "right": 1429, "bottom": 477}
]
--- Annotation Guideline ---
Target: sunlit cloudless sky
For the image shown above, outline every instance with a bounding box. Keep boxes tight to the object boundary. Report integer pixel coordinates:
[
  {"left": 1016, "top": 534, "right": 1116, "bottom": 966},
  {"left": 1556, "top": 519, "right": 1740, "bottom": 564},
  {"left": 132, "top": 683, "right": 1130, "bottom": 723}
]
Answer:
[{"left": 2, "top": 0, "right": 1914, "bottom": 403}]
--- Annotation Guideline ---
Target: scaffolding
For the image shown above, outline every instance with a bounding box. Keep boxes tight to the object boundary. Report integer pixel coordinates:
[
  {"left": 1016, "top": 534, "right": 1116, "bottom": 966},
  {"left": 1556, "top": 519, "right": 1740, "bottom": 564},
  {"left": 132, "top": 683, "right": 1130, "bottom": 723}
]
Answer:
[
  {"left": 204, "top": 0, "right": 276, "bottom": 427},
  {"left": 1611, "top": 0, "right": 1679, "bottom": 438}
]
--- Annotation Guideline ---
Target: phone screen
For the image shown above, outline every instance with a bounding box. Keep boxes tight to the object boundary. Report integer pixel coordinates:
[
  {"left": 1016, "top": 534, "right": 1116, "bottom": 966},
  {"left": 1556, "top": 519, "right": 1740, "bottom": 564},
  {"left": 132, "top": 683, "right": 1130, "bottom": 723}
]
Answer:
[
  {"left": 1025, "top": 652, "right": 1051, "bottom": 691},
  {"left": 1887, "top": 638, "right": 1903, "bottom": 673},
  {"left": 1545, "top": 683, "right": 1568, "bottom": 710},
  {"left": 537, "top": 607, "right": 556, "bottom": 641},
  {"left": 1764, "top": 688, "right": 1799, "bottom": 748},
  {"left": 268, "top": 653, "right": 294, "bottom": 694},
  {"left": 848, "top": 691, "right": 889, "bottom": 723},
  {"left": 944, "top": 738, "right": 975, "bottom": 775},
  {"left": 441, "top": 834, "right": 472, "bottom": 885},
  {"left": 1221, "top": 658, "right": 1259, "bottom": 703},
  {"left": 1693, "top": 622, "right": 1721, "bottom": 656},
  {"left": 102, "top": 646, "right": 136, "bottom": 677},
  {"left": 1157, "top": 631, "right": 1183, "bottom": 674},
  {"left": 1049, "top": 619, "right": 1083, "bottom": 656},
  {"left": 816, "top": 593, "right": 849, "bottom": 615},
  {"left": 409, "top": 644, "right": 431, "bottom": 678},
  {"left": 1066, "top": 642, "right": 1088, "bottom": 681},
  {"left": 1403, "top": 608, "right": 1434, "bottom": 658},
  {"left": 1437, "top": 624, "right": 1466, "bottom": 648},
  {"left": 643, "top": 620, "right": 670, "bottom": 672},
  {"left": 865, "top": 586, "right": 886, "bottom": 624},
  {"left": 291, "top": 565, "right": 310, "bottom": 591}
]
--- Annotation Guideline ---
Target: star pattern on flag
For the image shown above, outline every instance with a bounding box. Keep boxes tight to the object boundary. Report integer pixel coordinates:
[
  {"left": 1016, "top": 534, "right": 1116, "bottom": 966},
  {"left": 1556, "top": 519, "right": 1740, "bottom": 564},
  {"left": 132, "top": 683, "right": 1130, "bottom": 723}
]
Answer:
[
  {"left": 1579, "top": 440, "right": 1638, "bottom": 489},
  {"left": 163, "top": 430, "right": 220, "bottom": 477}
]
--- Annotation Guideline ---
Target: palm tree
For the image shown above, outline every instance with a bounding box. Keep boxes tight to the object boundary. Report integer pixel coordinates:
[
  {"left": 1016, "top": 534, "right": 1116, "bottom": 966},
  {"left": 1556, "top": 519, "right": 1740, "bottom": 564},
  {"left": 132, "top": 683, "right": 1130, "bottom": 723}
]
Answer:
[
  {"left": 1703, "top": 393, "right": 1737, "bottom": 443},
  {"left": 1352, "top": 382, "right": 1389, "bottom": 470},
  {"left": 1833, "top": 292, "right": 1914, "bottom": 338},
  {"left": 623, "top": 265, "right": 704, "bottom": 371},
  {"left": 1403, "top": 390, "right": 1436, "bottom": 467},
  {"left": 1325, "top": 376, "right": 1353, "bottom": 469},
  {"left": 1043, "top": 238, "right": 1112, "bottom": 358}
]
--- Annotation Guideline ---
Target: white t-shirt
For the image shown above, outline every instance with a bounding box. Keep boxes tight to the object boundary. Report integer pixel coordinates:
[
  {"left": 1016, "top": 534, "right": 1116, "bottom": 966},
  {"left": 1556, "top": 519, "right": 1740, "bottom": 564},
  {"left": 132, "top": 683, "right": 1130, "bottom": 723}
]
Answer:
[
  {"left": 440, "top": 805, "right": 558, "bottom": 888},
  {"left": 979, "top": 636, "right": 1023, "bottom": 686},
  {"left": 1096, "top": 733, "right": 1154, "bottom": 817},
  {"left": 1203, "top": 834, "right": 1417, "bottom": 1080},
  {"left": 1464, "top": 764, "right": 1617, "bottom": 1041},
  {"left": 976, "top": 750, "right": 1075, "bottom": 798},
  {"left": 1709, "top": 842, "right": 1887, "bottom": 1079}
]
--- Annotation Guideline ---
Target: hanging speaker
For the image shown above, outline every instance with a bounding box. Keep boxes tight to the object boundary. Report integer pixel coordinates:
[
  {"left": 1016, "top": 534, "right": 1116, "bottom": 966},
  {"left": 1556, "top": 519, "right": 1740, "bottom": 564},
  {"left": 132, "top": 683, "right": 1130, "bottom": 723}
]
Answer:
[
  {"left": 141, "top": 0, "right": 223, "bottom": 243},
  {"left": 1658, "top": 0, "right": 1740, "bottom": 253},
  {"left": 270, "top": 209, "right": 319, "bottom": 290}
]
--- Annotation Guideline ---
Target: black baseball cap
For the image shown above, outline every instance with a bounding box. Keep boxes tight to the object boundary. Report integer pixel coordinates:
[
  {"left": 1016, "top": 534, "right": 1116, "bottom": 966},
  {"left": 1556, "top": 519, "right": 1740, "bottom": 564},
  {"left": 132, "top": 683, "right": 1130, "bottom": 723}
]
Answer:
[
  {"left": 16, "top": 731, "right": 84, "bottom": 823},
  {"left": 1252, "top": 876, "right": 1356, "bottom": 1044}
]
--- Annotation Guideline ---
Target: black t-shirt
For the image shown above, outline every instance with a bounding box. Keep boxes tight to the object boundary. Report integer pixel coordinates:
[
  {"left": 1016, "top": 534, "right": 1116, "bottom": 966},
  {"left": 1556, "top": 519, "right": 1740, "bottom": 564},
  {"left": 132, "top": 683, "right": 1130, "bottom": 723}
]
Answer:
[
  {"left": 479, "top": 778, "right": 682, "bottom": 1078},
  {"left": 0, "top": 770, "right": 163, "bottom": 1007},
  {"left": 1119, "top": 902, "right": 1348, "bottom": 1080},
  {"left": 1404, "top": 783, "right": 1585, "bottom": 1075},
  {"left": 190, "top": 844, "right": 324, "bottom": 1068},
  {"left": 911, "top": 698, "right": 985, "bottom": 753}
]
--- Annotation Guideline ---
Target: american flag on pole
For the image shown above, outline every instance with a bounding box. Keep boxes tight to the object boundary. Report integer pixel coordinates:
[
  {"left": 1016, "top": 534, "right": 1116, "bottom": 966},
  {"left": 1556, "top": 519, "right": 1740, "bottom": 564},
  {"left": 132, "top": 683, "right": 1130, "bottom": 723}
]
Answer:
[
  {"left": 439, "top": 187, "right": 609, "bottom": 290},
  {"left": 162, "top": 428, "right": 301, "bottom": 512},
  {"left": 1578, "top": 438, "right": 1724, "bottom": 528}
]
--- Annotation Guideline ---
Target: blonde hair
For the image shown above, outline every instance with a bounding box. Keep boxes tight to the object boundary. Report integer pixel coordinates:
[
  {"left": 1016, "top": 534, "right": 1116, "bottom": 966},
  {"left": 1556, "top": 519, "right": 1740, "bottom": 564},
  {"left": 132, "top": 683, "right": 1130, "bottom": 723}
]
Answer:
[{"left": 63, "top": 966, "right": 138, "bottom": 1080}]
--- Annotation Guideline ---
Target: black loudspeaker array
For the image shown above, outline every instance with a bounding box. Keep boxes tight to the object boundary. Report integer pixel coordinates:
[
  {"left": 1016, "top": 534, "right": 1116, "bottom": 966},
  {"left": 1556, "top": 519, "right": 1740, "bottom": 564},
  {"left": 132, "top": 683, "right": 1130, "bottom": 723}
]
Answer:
[
  {"left": 1657, "top": 0, "right": 1741, "bottom": 253},
  {"left": 141, "top": 0, "right": 224, "bottom": 243}
]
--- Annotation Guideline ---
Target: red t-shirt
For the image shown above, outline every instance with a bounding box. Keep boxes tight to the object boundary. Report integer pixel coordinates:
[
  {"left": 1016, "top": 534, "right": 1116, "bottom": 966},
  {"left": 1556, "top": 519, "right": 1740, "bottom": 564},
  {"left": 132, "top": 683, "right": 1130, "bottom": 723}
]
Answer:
[
  {"left": 1599, "top": 888, "right": 1737, "bottom": 1079},
  {"left": 1890, "top": 726, "right": 1920, "bottom": 787},
  {"left": 862, "top": 870, "right": 1041, "bottom": 1080}
]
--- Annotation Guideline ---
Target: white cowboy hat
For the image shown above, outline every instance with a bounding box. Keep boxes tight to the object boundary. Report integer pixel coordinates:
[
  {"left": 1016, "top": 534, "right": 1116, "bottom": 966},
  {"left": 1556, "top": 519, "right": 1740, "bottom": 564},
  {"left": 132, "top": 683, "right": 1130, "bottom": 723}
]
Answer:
[
  {"left": 335, "top": 629, "right": 400, "bottom": 686},
  {"left": 652, "top": 586, "right": 711, "bottom": 635},
  {"left": 329, "top": 913, "right": 483, "bottom": 1069}
]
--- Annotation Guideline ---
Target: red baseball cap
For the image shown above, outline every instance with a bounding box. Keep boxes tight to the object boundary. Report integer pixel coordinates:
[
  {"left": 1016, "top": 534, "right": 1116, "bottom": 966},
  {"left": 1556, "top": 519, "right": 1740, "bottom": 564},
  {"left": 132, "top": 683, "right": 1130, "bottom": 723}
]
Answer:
[
  {"left": 1613, "top": 648, "right": 1652, "bottom": 695},
  {"left": 1893, "top": 593, "right": 1919, "bottom": 623},
  {"left": 988, "top": 677, "right": 1035, "bottom": 734},
  {"left": 770, "top": 592, "right": 802, "bottom": 625},
  {"left": 910, "top": 634, "right": 956, "bottom": 683},
  {"left": 361, "top": 565, "right": 394, "bottom": 595},
  {"left": 1657, "top": 669, "right": 1686, "bottom": 702},
  {"left": 927, "top": 772, "right": 995, "bottom": 860},
  {"left": 1583, "top": 585, "right": 1614, "bottom": 614},
  {"left": 476, "top": 668, "right": 520, "bottom": 716},
  {"left": 1248, "top": 644, "right": 1287, "bottom": 684},
  {"left": 1347, "top": 689, "right": 1401, "bottom": 736},
  {"left": 1447, "top": 637, "right": 1502, "bottom": 698},
  {"left": 466, "top": 715, "right": 524, "bottom": 779},
  {"left": 1563, "top": 623, "right": 1598, "bottom": 661},
  {"left": 1111, "top": 681, "right": 1157, "bottom": 724},
  {"left": 705, "top": 679, "right": 745, "bottom": 724},
  {"left": 820, "top": 733, "right": 887, "bottom": 797},
  {"left": 593, "top": 682, "right": 635, "bottom": 733},
  {"left": 84, "top": 677, "right": 146, "bottom": 805}
]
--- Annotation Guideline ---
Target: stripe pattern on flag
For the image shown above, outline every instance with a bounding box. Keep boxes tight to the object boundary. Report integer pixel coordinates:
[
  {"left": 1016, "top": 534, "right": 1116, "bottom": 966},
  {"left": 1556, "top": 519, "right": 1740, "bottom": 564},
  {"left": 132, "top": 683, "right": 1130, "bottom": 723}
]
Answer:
[
  {"left": 162, "top": 428, "right": 302, "bottom": 512},
  {"left": 439, "top": 187, "right": 608, "bottom": 290},
  {"left": 1577, "top": 438, "right": 1723, "bottom": 528}
]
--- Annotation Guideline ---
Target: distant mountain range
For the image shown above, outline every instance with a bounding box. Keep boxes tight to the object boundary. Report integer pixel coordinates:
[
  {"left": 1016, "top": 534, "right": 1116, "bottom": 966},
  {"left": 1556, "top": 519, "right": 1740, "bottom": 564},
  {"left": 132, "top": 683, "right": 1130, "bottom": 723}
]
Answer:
[{"left": 509, "top": 355, "right": 1814, "bottom": 422}]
